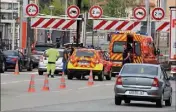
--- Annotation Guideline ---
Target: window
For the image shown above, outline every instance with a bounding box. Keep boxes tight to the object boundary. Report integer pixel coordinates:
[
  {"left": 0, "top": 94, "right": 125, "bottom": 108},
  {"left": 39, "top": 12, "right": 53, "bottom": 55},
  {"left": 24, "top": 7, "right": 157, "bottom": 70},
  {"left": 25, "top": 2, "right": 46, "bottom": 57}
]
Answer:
[
  {"left": 112, "top": 41, "right": 126, "bottom": 53},
  {"left": 35, "top": 46, "right": 51, "bottom": 51},
  {"left": 134, "top": 42, "right": 141, "bottom": 56},
  {"left": 121, "top": 64, "right": 158, "bottom": 76},
  {"left": 76, "top": 50, "right": 95, "bottom": 57}
]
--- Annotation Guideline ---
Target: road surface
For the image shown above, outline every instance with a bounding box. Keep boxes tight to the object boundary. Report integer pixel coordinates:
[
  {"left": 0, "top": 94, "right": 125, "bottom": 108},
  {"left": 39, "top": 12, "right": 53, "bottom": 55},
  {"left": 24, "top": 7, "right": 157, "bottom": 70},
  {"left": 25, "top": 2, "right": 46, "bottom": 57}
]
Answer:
[{"left": 1, "top": 69, "right": 176, "bottom": 111}]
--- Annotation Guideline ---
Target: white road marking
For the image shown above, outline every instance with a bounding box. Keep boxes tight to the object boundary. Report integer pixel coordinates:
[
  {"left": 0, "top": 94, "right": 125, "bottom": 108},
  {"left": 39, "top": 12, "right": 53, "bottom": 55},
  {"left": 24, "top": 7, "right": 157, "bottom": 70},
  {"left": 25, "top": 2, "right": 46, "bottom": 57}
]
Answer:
[
  {"left": 78, "top": 87, "right": 89, "bottom": 90},
  {"left": 105, "top": 83, "right": 114, "bottom": 86},
  {"left": 1, "top": 72, "right": 38, "bottom": 76},
  {"left": 1, "top": 77, "right": 62, "bottom": 85},
  {"left": 14, "top": 89, "right": 73, "bottom": 98}
]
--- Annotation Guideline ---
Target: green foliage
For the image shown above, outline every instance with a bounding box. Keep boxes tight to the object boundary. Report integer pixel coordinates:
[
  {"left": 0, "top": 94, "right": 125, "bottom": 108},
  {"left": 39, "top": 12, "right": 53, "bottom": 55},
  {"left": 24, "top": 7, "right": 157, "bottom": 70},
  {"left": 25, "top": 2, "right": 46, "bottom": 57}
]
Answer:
[
  {"left": 39, "top": 0, "right": 64, "bottom": 16},
  {"left": 103, "top": 0, "right": 137, "bottom": 17}
]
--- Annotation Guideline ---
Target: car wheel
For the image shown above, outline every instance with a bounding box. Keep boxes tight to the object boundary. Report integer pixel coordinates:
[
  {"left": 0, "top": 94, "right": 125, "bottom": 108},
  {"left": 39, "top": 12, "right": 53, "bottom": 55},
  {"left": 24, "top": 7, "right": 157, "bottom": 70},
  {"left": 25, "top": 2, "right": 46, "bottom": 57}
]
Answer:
[
  {"left": 124, "top": 99, "right": 131, "bottom": 104},
  {"left": 115, "top": 96, "right": 122, "bottom": 105},
  {"left": 67, "top": 72, "right": 73, "bottom": 80},
  {"left": 165, "top": 93, "right": 172, "bottom": 106},
  {"left": 105, "top": 70, "right": 111, "bottom": 80},
  {"left": 156, "top": 93, "right": 163, "bottom": 107},
  {"left": 76, "top": 75, "right": 81, "bottom": 80},
  {"left": 38, "top": 71, "right": 43, "bottom": 75},
  {"left": 27, "top": 62, "right": 33, "bottom": 71},
  {"left": 98, "top": 70, "right": 104, "bottom": 81},
  {"left": 1, "top": 62, "right": 5, "bottom": 73}
]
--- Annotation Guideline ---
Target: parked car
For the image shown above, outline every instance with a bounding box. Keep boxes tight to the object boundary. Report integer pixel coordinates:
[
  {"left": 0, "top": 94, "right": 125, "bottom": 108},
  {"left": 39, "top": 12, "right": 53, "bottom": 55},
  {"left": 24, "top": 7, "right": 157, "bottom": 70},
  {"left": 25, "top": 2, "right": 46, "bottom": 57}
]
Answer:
[
  {"left": 38, "top": 48, "right": 64, "bottom": 75},
  {"left": 31, "top": 43, "right": 57, "bottom": 68},
  {"left": 0, "top": 49, "right": 6, "bottom": 73},
  {"left": 3, "top": 50, "right": 33, "bottom": 71},
  {"left": 67, "top": 48, "right": 112, "bottom": 81},
  {"left": 114, "top": 63, "right": 172, "bottom": 107}
]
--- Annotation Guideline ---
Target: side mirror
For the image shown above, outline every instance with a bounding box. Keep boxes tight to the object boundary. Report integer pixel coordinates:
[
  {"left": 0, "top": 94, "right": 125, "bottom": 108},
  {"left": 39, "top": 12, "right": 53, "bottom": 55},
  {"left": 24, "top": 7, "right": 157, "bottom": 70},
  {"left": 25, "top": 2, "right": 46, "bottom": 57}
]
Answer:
[{"left": 157, "top": 48, "right": 160, "bottom": 55}]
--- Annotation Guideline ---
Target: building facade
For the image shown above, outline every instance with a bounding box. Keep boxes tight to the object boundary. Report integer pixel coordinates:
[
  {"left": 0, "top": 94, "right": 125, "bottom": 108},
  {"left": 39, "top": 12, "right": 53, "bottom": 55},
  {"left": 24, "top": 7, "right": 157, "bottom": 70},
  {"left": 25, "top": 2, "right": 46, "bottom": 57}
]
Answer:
[{"left": 0, "top": 0, "right": 20, "bottom": 49}]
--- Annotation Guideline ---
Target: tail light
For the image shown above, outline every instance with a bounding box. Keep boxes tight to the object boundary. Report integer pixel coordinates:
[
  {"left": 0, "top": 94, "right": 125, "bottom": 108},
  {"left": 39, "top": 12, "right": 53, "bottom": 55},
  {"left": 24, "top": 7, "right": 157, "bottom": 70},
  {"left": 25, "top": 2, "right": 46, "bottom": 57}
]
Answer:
[
  {"left": 32, "top": 50, "right": 37, "bottom": 54},
  {"left": 152, "top": 77, "right": 159, "bottom": 87},
  {"left": 40, "top": 56, "right": 44, "bottom": 62},
  {"left": 116, "top": 76, "right": 122, "bottom": 85},
  {"left": 11, "top": 58, "right": 17, "bottom": 62}
]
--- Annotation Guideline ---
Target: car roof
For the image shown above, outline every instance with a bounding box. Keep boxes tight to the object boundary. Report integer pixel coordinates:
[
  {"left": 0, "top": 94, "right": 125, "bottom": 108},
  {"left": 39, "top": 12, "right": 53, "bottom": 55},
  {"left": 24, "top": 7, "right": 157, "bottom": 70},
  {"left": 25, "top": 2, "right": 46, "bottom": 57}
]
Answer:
[{"left": 124, "top": 63, "right": 160, "bottom": 67}]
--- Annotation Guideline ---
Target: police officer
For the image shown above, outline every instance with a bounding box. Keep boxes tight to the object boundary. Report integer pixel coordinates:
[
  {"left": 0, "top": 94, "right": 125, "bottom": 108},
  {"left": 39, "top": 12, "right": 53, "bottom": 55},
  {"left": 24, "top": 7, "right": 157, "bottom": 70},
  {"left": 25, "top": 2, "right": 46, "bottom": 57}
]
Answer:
[
  {"left": 45, "top": 47, "right": 59, "bottom": 78},
  {"left": 122, "top": 44, "right": 131, "bottom": 65}
]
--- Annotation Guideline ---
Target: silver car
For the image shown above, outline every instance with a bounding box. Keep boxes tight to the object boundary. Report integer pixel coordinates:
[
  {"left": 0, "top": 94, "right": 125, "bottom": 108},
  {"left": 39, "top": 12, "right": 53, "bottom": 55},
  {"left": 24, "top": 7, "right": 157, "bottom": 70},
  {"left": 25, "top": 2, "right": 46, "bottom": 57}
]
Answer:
[
  {"left": 114, "top": 63, "right": 172, "bottom": 107},
  {"left": 38, "top": 49, "right": 64, "bottom": 75}
]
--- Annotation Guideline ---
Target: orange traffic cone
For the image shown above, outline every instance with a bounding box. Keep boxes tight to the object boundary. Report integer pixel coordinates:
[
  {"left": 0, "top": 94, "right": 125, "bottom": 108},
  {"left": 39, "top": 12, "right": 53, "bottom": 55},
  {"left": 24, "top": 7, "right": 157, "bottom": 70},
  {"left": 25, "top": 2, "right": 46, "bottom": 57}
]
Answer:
[
  {"left": 28, "top": 75, "right": 35, "bottom": 92},
  {"left": 14, "top": 60, "right": 19, "bottom": 75},
  {"left": 59, "top": 72, "right": 66, "bottom": 89},
  {"left": 42, "top": 75, "right": 49, "bottom": 91},
  {"left": 87, "top": 70, "right": 94, "bottom": 86}
]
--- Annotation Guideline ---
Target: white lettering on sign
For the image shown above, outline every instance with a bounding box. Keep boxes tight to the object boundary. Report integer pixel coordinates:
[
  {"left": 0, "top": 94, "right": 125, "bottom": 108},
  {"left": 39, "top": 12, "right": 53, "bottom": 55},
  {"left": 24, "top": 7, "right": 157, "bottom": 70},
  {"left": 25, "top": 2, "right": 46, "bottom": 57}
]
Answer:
[
  {"left": 28, "top": 5, "right": 37, "bottom": 15},
  {"left": 153, "top": 10, "right": 164, "bottom": 19}
]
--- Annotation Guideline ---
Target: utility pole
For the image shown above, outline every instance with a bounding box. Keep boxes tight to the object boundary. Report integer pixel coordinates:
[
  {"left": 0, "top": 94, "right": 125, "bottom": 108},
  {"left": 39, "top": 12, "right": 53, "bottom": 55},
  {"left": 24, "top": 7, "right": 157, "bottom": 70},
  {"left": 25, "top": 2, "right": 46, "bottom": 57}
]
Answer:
[
  {"left": 145, "top": 0, "right": 151, "bottom": 36},
  {"left": 76, "top": 0, "right": 82, "bottom": 47}
]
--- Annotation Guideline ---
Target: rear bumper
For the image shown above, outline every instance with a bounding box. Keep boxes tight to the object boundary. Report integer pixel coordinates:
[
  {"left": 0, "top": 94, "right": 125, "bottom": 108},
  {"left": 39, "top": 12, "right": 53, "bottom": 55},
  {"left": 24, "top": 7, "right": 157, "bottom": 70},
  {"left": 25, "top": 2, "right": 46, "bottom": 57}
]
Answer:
[
  {"left": 114, "top": 85, "right": 162, "bottom": 101},
  {"left": 68, "top": 69, "right": 101, "bottom": 76},
  {"left": 111, "top": 66, "right": 122, "bottom": 73},
  {"left": 5, "top": 62, "right": 16, "bottom": 68}
]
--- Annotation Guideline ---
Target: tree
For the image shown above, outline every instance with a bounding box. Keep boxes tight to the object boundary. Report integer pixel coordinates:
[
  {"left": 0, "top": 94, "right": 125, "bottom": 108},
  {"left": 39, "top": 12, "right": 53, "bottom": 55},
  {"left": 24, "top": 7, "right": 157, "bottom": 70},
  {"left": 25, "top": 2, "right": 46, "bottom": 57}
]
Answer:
[
  {"left": 39, "top": 0, "right": 64, "bottom": 16},
  {"left": 103, "top": 0, "right": 137, "bottom": 18}
]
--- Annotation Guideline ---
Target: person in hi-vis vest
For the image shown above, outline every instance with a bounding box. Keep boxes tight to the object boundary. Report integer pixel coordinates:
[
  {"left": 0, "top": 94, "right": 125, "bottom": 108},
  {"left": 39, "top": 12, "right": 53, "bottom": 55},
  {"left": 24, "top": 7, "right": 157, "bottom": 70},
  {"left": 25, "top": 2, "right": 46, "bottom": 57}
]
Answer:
[{"left": 45, "top": 47, "right": 59, "bottom": 78}]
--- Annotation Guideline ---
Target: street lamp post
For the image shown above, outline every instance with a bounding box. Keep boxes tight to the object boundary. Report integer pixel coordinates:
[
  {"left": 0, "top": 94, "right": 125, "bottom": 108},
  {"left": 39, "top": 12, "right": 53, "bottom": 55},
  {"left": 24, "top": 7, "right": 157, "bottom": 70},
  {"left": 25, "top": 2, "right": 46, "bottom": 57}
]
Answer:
[{"left": 49, "top": 5, "right": 54, "bottom": 43}]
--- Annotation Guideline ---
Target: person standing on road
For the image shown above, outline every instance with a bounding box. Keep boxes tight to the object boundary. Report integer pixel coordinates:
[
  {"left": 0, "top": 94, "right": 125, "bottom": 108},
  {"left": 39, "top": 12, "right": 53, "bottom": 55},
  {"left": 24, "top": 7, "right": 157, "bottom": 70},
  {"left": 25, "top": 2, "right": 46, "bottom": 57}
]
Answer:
[
  {"left": 63, "top": 45, "right": 69, "bottom": 74},
  {"left": 45, "top": 47, "right": 59, "bottom": 78},
  {"left": 122, "top": 44, "right": 131, "bottom": 65}
]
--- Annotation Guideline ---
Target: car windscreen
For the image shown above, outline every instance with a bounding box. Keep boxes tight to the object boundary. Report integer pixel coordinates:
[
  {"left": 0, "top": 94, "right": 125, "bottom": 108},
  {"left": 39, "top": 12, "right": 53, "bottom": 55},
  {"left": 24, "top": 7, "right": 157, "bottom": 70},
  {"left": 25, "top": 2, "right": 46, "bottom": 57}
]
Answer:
[
  {"left": 121, "top": 65, "right": 158, "bottom": 76},
  {"left": 35, "top": 46, "right": 52, "bottom": 51},
  {"left": 112, "top": 41, "right": 126, "bottom": 53},
  {"left": 76, "top": 50, "right": 95, "bottom": 57},
  {"left": 3, "top": 51, "right": 18, "bottom": 56}
]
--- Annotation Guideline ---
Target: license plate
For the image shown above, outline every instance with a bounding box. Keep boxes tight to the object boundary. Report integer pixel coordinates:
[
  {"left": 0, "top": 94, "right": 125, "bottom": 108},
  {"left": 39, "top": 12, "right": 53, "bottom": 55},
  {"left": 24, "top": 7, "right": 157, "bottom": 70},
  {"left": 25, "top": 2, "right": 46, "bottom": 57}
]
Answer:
[
  {"left": 128, "top": 91, "right": 144, "bottom": 95},
  {"left": 78, "top": 62, "right": 88, "bottom": 65}
]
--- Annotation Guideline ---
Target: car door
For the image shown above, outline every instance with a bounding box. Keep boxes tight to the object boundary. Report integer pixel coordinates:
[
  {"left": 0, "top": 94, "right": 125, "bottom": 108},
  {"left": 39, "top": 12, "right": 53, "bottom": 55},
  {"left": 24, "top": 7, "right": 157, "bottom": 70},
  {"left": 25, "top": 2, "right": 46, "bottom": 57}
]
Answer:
[
  {"left": 161, "top": 67, "right": 171, "bottom": 99},
  {"left": 0, "top": 50, "right": 3, "bottom": 66}
]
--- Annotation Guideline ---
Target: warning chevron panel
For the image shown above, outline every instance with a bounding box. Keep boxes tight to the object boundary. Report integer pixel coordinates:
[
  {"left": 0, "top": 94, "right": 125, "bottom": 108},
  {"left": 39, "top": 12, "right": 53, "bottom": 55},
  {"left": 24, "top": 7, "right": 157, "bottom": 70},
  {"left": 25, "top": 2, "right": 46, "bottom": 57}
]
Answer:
[
  {"left": 31, "top": 18, "right": 77, "bottom": 30},
  {"left": 93, "top": 20, "right": 141, "bottom": 32}
]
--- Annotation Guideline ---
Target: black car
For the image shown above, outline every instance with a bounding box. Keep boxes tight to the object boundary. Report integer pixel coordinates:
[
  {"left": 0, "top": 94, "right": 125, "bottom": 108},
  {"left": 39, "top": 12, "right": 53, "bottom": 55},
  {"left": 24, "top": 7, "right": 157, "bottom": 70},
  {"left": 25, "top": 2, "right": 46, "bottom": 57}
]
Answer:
[
  {"left": 3, "top": 50, "right": 33, "bottom": 72},
  {"left": 0, "top": 49, "right": 6, "bottom": 73}
]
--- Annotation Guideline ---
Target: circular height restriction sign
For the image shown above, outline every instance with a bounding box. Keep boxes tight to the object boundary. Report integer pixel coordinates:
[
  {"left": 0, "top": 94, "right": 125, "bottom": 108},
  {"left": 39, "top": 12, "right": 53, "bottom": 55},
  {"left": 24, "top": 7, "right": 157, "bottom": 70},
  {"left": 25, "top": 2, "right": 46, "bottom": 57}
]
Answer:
[
  {"left": 89, "top": 5, "right": 103, "bottom": 19},
  {"left": 67, "top": 5, "right": 80, "bottom": 19},
  {"left": 152, "top": 8, "right": 165, "bottom": 20},
  {"left": 26, "top": 4, "right": 39, "bottom": 17},
  {"left": 133, "top": 7, "right": 146, "bottom": 20}
]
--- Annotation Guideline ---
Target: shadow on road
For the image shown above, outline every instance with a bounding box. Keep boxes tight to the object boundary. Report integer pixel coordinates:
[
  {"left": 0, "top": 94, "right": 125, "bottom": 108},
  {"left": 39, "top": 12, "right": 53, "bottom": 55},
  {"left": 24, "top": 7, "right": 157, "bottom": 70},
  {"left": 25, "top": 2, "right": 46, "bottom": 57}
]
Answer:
[{"left": 122, "top": 102, "right": 161, "bottom": 108}]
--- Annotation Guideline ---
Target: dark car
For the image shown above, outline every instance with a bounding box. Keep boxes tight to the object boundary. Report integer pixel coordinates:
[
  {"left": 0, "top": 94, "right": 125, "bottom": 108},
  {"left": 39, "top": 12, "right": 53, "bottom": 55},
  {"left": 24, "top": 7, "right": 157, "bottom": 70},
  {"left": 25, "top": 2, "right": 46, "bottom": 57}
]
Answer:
[
  {"left": 3, "top": 50, "right": 33, "bottom": 72},
  {"left": 114, "top": 63, "right": 172, "bottom": 107},
  {"left": 31, "top": 43, "right": 57, "bottom": 68},
  {"left": 0, "top": 49, "right": 6, "bottom": 73}
]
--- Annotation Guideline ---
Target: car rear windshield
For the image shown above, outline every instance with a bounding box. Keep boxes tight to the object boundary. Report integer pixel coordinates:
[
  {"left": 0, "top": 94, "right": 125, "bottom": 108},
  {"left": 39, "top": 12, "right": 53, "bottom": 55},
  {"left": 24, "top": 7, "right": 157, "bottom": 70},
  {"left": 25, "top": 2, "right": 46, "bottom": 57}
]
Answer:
[
  {"left": 121, "top": 65, "right": 158, "bottom": 76},
  {"left": 59, "top": 51, "right": 64, "bottom": 57},
  {"left": 76, "top": 50, "right": 95, "bottom": 57},
  {"left": 3, "top": 51, "right": 18, "bottom": 56},
  {"left": 35, "top": 46, "right": 52, "bottom": 51}
]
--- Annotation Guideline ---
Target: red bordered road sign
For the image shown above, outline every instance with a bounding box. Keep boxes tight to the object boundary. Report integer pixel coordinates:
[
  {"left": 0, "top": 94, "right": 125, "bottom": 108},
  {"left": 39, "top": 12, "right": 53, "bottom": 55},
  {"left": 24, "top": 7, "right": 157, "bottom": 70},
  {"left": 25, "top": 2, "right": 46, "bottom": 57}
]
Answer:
[
  {"left": 26, "top": 4, "right": 39, "bottom": 17},
  {"left": 133, "top": 7, "right": 146, "bottom": 20},
  {"left": 152, "top": 7, "right": 165, "bottom": 20},
  {"left": 67, "top": 5, "right": 80, "bottom": 19},
  {"left": 89, "top": 5, "right": 103, "bottom": 19}
]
